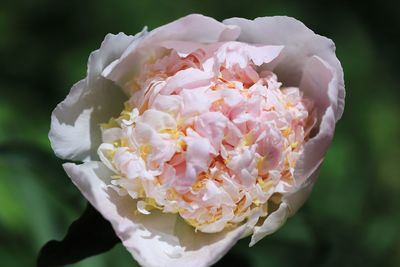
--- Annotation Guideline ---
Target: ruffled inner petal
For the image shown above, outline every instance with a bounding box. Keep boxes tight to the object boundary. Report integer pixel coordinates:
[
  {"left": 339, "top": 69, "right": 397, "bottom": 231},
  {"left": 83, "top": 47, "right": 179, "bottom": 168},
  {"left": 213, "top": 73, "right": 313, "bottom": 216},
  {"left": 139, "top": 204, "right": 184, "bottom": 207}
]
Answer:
[{"left": 96, "top": 40, "right": 316, "bottom": 234}]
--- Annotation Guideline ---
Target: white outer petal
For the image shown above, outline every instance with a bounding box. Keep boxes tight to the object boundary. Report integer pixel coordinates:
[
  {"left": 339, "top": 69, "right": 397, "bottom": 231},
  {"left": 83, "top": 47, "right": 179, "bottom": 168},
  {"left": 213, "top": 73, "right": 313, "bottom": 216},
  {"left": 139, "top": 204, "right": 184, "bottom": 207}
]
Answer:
[
  {"left": 63, "top": 161, "right": 248, "bottom": 267},
  {"left": 249, "top": 168, "right": 319, "bottom": 247},
  {"left": 223, "top": 16, "right": 345, "bottom": 121},
  {"left": 249, "top": 202, "right": 290, "bottom": 246},
  {"left": 288, "top": 56, "right": 338, "bottom": 188},
  {"left": 102, "top": 14, "right": 241, "bottom": 87},
  {"left": 249, "top": 167, "right": 321, "bottom": 246},
  {"left": 283, "top": 167, "right": 321, "bottom": 216},
  {"left": 49, "top": 32, "right": 144, "bottom": 162}
]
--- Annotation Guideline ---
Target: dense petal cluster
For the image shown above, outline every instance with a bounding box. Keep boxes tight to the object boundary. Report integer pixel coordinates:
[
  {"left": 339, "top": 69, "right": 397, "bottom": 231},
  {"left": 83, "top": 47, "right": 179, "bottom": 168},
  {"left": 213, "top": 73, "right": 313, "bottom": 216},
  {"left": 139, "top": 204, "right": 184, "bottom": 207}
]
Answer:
[{"left": 98, "top": 41, "right": 316, "bottom": 233}]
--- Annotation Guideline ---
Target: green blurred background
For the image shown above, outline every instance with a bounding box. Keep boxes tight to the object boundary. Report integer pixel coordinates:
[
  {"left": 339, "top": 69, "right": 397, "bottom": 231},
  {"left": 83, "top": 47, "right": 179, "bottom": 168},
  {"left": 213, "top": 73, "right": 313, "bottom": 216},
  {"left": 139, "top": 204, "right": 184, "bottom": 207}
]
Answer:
[{"left": 1, "top": 0, "right": 399, "bottom": 266}]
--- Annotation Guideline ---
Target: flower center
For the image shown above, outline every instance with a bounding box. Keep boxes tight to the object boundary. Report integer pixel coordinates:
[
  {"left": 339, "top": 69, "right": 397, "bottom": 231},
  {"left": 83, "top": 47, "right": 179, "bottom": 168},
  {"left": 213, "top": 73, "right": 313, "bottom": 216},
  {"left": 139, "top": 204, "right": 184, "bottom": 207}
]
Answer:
[{"left": 98, "top": 42, "right": 316, "bottom": 233}]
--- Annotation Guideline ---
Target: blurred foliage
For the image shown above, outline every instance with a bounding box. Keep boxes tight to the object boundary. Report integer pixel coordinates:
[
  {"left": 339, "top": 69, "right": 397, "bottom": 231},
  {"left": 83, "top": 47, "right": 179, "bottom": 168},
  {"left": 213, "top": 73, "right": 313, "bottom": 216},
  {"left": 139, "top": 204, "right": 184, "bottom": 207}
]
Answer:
[{"left": 1, "top": 0, "right": 400, "bottom": 266}]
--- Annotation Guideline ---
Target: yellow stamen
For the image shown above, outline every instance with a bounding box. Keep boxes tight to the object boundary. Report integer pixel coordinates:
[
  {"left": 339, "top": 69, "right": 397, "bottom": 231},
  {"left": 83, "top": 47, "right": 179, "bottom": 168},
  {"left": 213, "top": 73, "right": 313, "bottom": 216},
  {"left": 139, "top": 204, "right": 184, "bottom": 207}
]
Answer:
[
  {"left": 291, "top": 142, "right": 299, "bottom": 150},
  {"left": 143, "top": 198, "right": 162, "bottom": 211},
  {"left": 100, "top": 118, "right": 119, "bottom": 129},
  {"left": 139, "top": 144, "right": 152, "bottom": 160},
  {"left": 281, "top": 127, "right": 291, "bottom": 137},
  {"left": 256, "top": 157, "right": 265, "bottom": 174},
  {"left": 238, "top": 132, "right": 254, "bottom": 148}
]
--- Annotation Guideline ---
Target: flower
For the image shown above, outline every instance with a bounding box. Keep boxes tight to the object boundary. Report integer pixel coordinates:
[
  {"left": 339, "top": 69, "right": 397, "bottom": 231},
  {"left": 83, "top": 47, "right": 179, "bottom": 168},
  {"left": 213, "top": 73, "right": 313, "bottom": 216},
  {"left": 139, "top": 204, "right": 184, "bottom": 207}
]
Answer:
[{"left": 49, "top": 14, "right": 345, "bottom": 267}]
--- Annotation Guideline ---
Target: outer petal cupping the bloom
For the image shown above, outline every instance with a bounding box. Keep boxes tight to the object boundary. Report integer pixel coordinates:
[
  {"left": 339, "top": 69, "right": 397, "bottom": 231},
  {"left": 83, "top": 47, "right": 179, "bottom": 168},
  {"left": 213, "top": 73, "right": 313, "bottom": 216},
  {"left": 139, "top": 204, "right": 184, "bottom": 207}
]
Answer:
[
  {"left": 63, "top": 161, "right": 248, "bottom": 267},
  {"left": 49, "top": 31, "right": 146, "bottom": 162},
  {"left": 223, "top": 16, "right": 345, "bottom": 120},
  {"left": 102, "top": 14, "right": 241, "bottom": 88},
  {"left": 223, "top": 16, "right": 345, "bottom": 244}
]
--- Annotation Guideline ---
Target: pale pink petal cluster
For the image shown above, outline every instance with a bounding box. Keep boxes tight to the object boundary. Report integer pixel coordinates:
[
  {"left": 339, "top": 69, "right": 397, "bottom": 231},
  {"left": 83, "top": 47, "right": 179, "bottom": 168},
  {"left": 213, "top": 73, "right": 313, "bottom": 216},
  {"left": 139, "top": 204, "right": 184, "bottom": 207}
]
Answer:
[{"left": 98, "top": 41, "right": 316, "bottom": 233}]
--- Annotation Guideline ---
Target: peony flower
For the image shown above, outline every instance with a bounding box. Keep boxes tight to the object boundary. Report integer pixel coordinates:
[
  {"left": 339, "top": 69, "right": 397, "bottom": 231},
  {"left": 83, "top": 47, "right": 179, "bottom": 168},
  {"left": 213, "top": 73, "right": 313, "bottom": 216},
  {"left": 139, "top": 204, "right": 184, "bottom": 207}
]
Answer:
[{"left": 49, "top": 14, "right": 345, "bottom": 267}]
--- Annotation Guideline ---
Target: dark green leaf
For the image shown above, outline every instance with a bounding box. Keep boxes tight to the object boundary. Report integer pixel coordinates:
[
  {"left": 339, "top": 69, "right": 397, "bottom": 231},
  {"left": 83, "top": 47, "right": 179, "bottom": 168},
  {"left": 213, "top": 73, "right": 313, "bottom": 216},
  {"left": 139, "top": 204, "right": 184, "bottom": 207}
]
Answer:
[{"left": 37, "top": 204, "right": 120, "bottom": 267}]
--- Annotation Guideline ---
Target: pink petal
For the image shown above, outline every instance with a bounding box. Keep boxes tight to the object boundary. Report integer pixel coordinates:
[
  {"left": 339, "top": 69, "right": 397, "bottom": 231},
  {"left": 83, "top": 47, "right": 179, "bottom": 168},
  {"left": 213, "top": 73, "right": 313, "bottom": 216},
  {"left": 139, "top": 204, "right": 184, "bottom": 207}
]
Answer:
[
  {"left": 194, "top": 112, "right": 228, "bottom": 151},
  {"left": 183, "top": 129, "right": 215, "bottom": 189},
  {"left": 181, "top": 88, "right": 215, "bottom": 116},
  {"left": 151, "top": 94, "right": 183, "bottom": 116},
  {"left": 161, "top": 68, "right": 213, "bottom": 95}
]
